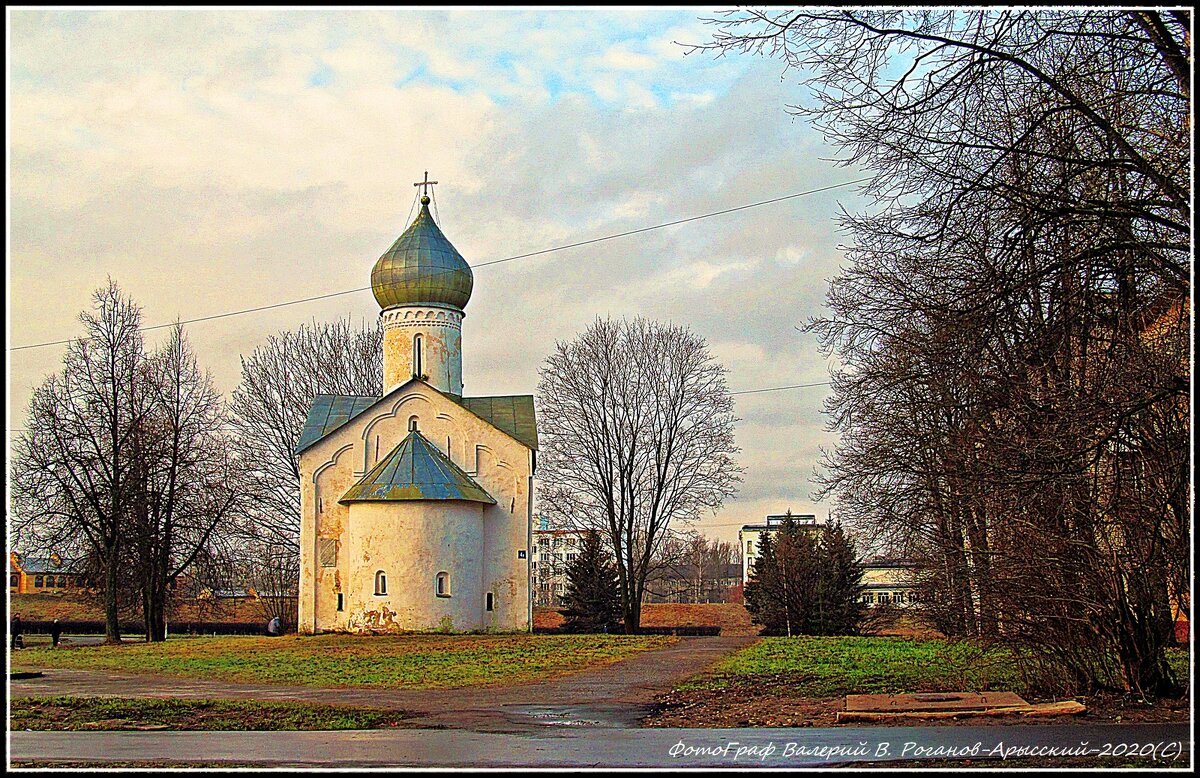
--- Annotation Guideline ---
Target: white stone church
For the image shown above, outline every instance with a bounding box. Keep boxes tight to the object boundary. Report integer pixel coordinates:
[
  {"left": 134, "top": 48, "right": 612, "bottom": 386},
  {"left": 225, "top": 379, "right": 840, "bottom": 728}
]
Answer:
[{"left": 296, "top": 186, "right": 536, "bottom": 634}]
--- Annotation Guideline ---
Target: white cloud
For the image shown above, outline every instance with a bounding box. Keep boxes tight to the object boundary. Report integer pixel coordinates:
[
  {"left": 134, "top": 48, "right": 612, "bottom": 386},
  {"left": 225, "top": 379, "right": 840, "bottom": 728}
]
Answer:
[{"left": 8, "top": 8, "right": 863, "bottom": 542}]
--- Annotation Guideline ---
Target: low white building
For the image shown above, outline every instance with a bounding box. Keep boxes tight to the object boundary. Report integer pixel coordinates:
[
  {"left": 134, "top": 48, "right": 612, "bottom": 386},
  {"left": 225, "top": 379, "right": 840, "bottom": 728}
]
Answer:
[{"left": 860, "top": 559, "right": 919, "bottom": 606}]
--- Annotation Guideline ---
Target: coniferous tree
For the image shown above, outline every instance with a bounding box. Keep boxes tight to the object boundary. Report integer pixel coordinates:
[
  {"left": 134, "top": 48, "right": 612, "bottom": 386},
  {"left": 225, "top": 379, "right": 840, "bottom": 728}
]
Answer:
[
  {"left": 561, "top": 530, "right": 621, "bottom": 633},
  {"left": 816, "top": 523, "right": 866, "bottom": 635},
  {"left": 744, "top": 516, "right": 865, "bottom": 636}
]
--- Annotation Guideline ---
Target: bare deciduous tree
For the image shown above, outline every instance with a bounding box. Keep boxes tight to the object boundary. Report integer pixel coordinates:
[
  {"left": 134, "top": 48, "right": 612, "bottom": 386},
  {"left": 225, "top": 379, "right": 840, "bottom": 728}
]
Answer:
[
  {"left": 536, "top": 317, "right": 742, "bottom": 632},
  {"left": 696, "top": 9, "right": 1189, "bottom": 696},
  {"left": 12, "top": 283, "right": 241, "bottom": 643},
  {"left": 225, "top": 319, "right": 382, "bottom": 588},
  {"left": 128, "top": 324, "right": 242, "bottom": 641},
  {"left": 12, "top": 281, "right": 151, "bottom": 642}
]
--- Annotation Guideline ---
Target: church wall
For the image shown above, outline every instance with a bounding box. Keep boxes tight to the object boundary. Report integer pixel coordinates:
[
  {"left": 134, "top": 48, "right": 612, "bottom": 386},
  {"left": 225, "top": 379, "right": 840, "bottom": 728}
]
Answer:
[
  {"left": 344, "top": 501, "right": 484, "bottom": 632},
  {"left": 299, "top": 441, "right": 358, "bottom": 634},
  {"left": 360, "top": 387, "right": 532, "bottom": 632},
  {"left": 299, "top": 382, "right": 532, "bottom": 634},
  {"left": 382, "top": 306, "right": 463, "bottom": 396}
]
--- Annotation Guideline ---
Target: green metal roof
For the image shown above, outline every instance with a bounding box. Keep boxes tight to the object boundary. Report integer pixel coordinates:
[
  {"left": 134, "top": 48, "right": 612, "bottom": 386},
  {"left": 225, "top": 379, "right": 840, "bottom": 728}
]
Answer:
[
  {"left": 296, "top": 389, "right": 538, "bottom": 456},
  {"left": 295, "top": 395, "right": 378, "bottom": 455},
  {"left": 339, "top": 430, "right": 496, "bottom": 505},
  {"left": 372, "top": 198, "right": 473, "bottom": 310},
  {"left": 459, "top": 394, "right": 538, "bottom": 451}
]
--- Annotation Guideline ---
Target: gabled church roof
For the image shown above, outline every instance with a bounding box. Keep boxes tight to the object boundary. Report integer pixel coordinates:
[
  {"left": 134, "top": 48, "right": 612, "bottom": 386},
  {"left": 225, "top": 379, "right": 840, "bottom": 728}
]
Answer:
[
  {"left": 296, "top": 394, "right": 378, "bottom": 454},
  {"left": 295, "top": 384, "right": 537, "bottom": 455},
  {"left": 340, "top": 430, "right": 496, "bottom": 505},
  {"left": 456, "top": 394, "right": 538, "bottom": 452}
]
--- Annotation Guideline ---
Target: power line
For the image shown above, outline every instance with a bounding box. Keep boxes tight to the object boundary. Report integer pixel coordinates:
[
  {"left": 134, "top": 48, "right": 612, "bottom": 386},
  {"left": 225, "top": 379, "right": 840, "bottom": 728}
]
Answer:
[
  {"left": 5, "top": 381, "right": 835, "bottom": 433},
  {"left": 6, "top": 379, "right": 832, "bottom": 436},
  {"left": 10, "top": 178, "right": 868, "bottom": 353},
  {"left": 730, "top": 380, "right": 830, "bottom": 395}
]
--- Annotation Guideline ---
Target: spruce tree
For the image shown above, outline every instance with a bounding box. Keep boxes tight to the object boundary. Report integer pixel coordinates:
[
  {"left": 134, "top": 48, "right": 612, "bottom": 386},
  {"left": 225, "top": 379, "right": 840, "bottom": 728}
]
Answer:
[
  {"left": 561, "top": 530, "right": 621, "bottom": 633},
  {"left": 816, "top": 522, "right": 866, "bottom": 635},
  {"left": 743, "top": 516, "right": 866, "bottom": 636}
]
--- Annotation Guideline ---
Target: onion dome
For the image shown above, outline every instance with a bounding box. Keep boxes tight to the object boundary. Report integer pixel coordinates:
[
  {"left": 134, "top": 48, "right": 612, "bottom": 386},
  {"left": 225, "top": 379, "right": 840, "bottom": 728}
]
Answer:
[{"left": 371, "top": 196, "right": 474, "bottom": 310}]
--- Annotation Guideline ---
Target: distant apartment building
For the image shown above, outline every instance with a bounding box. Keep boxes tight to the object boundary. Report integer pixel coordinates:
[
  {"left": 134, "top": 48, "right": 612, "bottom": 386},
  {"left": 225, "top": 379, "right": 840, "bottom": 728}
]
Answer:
[
  {"left": 643, "top": 562, "right": 743, "bottom": 604},
  {"left": 738, "top": 513, "right": 822, "bottom": 585},
  {"left": 531, "top": 520, "right": 590, "bottom": 607}
]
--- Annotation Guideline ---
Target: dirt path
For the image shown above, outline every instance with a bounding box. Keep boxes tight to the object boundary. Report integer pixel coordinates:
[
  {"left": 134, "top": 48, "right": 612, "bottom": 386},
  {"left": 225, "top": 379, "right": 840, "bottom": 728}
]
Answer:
[{"left": 10, "top": 636, "right": 756, "bottom": 732}]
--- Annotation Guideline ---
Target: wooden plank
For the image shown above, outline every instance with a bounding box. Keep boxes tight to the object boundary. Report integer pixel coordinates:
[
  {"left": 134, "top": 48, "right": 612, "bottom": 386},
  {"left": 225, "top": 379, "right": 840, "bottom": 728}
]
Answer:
[
  {"left": 845, "top": 692, "right": 1027, "bottom": 712},
  {"left": 836, "top": 700, "right": 1085, "bottom": 722}
]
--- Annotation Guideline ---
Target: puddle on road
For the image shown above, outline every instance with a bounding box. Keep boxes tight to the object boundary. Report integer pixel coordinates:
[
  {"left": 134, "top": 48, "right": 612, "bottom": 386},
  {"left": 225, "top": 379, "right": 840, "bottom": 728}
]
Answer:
[{"left": 506, "top": 705, "right": 619, "bottom": 728}]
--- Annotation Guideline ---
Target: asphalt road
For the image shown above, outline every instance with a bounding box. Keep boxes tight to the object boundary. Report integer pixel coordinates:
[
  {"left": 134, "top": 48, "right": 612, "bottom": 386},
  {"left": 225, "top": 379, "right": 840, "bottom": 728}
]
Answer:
[{"left": 10, "top": 723, "right": 1192, "bottom": 767}]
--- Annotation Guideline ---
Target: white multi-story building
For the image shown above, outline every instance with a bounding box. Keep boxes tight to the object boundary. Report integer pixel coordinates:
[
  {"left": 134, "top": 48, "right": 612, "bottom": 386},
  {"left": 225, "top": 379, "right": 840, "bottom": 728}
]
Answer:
[
  {"left": 738, "top": 513, "right": 822, "bottom": 584},
  {"left": 530, "top": 522, "right": 589, "bottom": 607}
]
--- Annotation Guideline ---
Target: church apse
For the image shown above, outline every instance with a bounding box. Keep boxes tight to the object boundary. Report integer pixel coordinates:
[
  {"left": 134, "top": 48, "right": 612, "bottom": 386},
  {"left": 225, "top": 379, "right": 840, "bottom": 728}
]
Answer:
[{"left": 295, "top": 175, "right": 536, "bottom": 635}]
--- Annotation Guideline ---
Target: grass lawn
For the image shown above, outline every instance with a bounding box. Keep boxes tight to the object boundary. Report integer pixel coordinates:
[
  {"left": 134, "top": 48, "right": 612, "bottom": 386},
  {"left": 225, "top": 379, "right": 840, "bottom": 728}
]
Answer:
[
  {"left": 648, "top": 636, "right": 1190, "bottom": 730},
  {"left": 10, "top": 696, "right": 415, "bottom": 731},
  {"left": 11, "top": 633, "right": 673, "bottom": 689},
  {"left": 685, "top": 636, "right": 1191, "bottom": 697},
  {"left": 688, "top": 636, "right": 1021, "bottom": 696}
]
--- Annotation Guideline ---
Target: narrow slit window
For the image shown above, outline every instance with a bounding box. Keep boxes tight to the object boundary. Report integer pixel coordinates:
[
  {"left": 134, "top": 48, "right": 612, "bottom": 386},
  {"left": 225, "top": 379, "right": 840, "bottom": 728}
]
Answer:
[
  {"left": 336, "top": 592, "right": 344, "bottom": 611},
  {"left": 413, "top": 334, "right": 423, "bottom": 377},
  {"left": 409, "top": 415, "right": 419, "bottom": 432},
  {"left": 486, "top": 592, "right": 494, "bottom": 612},
  {"left": 374, "top": 570, "right": 388, "bottom": 596},
  {"left": 436, "top": 571, "right": 450, "bottom": 597}
]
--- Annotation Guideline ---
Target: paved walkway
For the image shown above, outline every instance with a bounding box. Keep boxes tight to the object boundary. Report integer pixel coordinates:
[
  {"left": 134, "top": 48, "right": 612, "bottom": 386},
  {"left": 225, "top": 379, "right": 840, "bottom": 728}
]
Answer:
[
  {"left": 11, "top": 723, "right": 1192, "bottom": 767},
  {"left": 11, "top": 636, "right": 756, "bottom": 732}
]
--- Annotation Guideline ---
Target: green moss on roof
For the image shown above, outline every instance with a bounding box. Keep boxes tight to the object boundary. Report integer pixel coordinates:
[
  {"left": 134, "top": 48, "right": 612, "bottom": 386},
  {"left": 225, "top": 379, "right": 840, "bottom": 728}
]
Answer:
[{"left": 340, "top": 430, "right": 495, "bottom": 505}]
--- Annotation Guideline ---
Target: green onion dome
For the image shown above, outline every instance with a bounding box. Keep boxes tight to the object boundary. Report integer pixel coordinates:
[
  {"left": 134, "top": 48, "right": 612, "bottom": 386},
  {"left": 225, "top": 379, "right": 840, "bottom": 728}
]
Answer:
[{"left": 371, "top": 196, "right": 473, "bottom": 310}]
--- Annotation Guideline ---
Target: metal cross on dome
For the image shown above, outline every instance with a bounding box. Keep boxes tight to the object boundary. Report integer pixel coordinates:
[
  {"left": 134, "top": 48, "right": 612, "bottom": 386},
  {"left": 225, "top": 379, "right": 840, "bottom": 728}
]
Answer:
[{"left": 413, "top": 171, "right": 438, "bottom": 197}]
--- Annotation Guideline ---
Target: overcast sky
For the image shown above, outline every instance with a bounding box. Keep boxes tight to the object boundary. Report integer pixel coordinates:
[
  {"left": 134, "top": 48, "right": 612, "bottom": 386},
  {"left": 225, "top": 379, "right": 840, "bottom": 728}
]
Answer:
[{"left": 8, "top": 8, "right": 867, "bottom": 546}]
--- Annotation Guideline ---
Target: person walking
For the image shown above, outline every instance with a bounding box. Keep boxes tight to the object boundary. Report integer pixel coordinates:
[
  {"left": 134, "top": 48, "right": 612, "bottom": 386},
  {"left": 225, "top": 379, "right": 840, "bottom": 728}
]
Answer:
[
  {"left": 50, "top": 618, "right": 62, "bottom": 648},
  {"left": 11, "top": 614, "right": 23, "bottom": 649}
]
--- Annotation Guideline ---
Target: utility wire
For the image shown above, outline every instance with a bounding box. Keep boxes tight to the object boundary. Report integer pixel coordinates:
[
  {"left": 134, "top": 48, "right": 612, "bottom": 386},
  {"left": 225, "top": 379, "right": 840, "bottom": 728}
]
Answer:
[
  {"left": 10, "top": 177, "right": 868, "bottom": 353},
  {"left": 730, "top": 380, "right": 830, "bottom": 395},
  {"left": 6, "top": 380, "right": 836, "bottom": 433}
]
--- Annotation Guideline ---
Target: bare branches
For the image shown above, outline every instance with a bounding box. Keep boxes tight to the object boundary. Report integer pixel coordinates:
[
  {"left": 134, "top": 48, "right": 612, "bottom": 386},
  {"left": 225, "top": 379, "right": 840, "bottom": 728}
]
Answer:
[
  {"left": 699, "top": 8, "right": 1189, "bottom": 696},
  {"left": 11, "top": 282, "right": 244, "bottom": 643},
  {"left": 536, "top": 317, "right": 743, "bottom": 632},
  {"left": 226, "top": 319, "right": 383, "bottom": 549}
]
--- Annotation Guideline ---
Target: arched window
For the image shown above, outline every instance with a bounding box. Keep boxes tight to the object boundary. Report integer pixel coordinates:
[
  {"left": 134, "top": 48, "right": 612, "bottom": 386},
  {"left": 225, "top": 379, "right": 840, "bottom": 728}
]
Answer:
[
  {"left": 408, "top": 415, "right": 419, "bottom": 432},
  {"left": 436, "top": 571, "right": 450, "bottom": 597},
  {"left": 9, "top": 573, "right": 18, "bottom": 588},
  {"left": 34, "top": 575, "right": 43, "bottom": 588},
  {"left": 374, "top": 570, "right": 388, "bottom": 596},
  {"left": 413, "top": 334, "right": 423, "bottom": 377}
]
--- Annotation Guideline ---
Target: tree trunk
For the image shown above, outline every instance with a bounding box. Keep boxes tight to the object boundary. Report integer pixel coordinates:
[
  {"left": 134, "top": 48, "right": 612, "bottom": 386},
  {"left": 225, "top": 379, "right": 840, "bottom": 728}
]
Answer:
[
  {"left": 623, "top": 585, "right": 641, "bottom": 634},
  {"left": 103, "top": 554, "right": 122, "bottom": 643}
]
